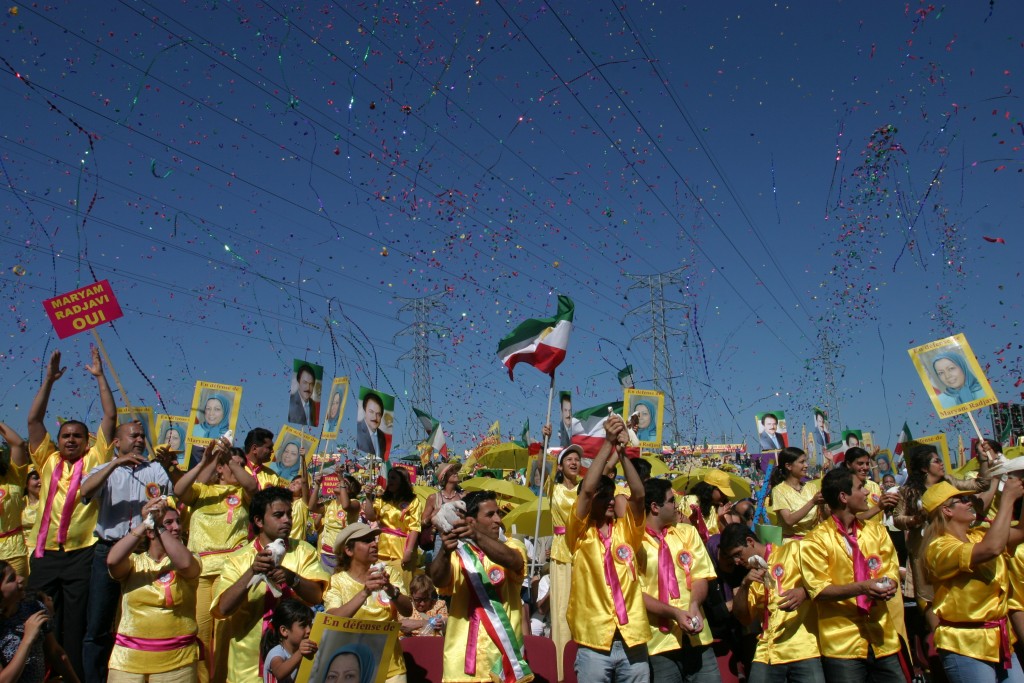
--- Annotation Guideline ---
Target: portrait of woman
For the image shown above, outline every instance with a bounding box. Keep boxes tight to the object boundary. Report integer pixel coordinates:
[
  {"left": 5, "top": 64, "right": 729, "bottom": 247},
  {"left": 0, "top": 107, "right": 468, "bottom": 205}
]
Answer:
[
  {"left": 192, "top": 394, "right": 232, "bottom": 439},
  {"left": 271, "top": 441, "right": 303, "bottom": 481},
  {"left": 324, "top": 391, "right": 344, "bottom": 434},
  {"left": 931, "top": 351, "right": 987, "bottom": 409},
  {"left": 631, "top": 398, "right": 658, "bottom": 442},
  {"left": 162, "top": 425, "right": 185, "bottom": 451},
  {"left": 320, "top": 643, "right": 376, "bottom": 683}
]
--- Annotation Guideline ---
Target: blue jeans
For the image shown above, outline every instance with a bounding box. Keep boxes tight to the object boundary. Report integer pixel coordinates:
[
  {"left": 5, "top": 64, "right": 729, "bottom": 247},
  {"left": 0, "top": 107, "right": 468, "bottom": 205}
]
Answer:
[
  {"left": 576, "top": 636, "right": 650, "bottom": 683},
  {"left": 650, "top": 644, "right": 721, "bottom": 683},
  {"left": 82, "top": 540, "right": 123, "bottom": 683},
  {"left": 748, "top": 658, "right": 827, "bottom": 683},
  {"left": 941, "top": 650, "right": 1024, "bottom": 683},
  {"left": 820, "top": 650, "right": 904, "bottom": 683}
]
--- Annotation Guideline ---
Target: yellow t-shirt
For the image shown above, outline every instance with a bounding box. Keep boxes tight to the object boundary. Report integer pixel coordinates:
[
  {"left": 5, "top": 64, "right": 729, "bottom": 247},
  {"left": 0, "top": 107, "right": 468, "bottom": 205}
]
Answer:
[
  {"left": 864, "top": 479, "right": 883, "bottom": 511},
  {"left": 550, "top": 482, "right": 578, "bottom": 564},
  {"left": 745, "top": 540, "right": 821, "bottom": 664},
  {"left": 290, "top": 498, "right": 309, "bottom": 542},
  {"left": 246, "top": 463, "right": 288, "bottom": 491},
  {"left": 639, "top": 523, "right": 716, "bottom": 654},
  {"left": 31, "top": 432, "right": 113, "bottom": 552},
  {"left": 769, "top": 480, "right": 821, "bottom": 537},
  {"left": 319, "top": 499, "right": 354, "bottom": 556},
  {"left": 801, "top": 516, "right": 901, "bottom": 659},
  {"left": 0, "top": 462, "right": 29, "bottom": 561},
  {"left": 927, "top": 529, "right": 1012, "bottom": 662},
  {"left": 1007, "top": 541, "right": 1024, "bottom": 613},
  {"left": 186, "top": 482, "right": 249, "bottom": 577},
  {"left": 680, "top": 495, "right": 720, "bottom": 537},
  {"left": 373, "top": 497, "right": 422, "bottom": 563},
  {"left": 21, "top": 497, "right": 38, "bottom": 549},
  {"left": 109, "top": 552, "right": 201, "bottom": 674},
  {"left": 212, "top": 539, "right": 329, "bottom": 683},
  {"left": 323, "top": 568, "right": 407, "bottom": 678},
  {"left": 566, "top": 502, "right": 650, "bottom": 649},
  {"left": 437, "top": 539, "right": 527, "bottom": 682}
]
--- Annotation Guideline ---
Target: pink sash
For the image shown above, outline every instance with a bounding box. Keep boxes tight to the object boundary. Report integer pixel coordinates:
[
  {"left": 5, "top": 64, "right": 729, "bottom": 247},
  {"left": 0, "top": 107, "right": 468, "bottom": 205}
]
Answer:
[
  {"left": 689, "top": 505, "right": 709, "bottom": 543},
  {"left": 553, "top": 526, "right": 566, "bottom": 535},
  {"left": 600, "top": 526, "right": 629, "bottom": 625},
  {"left": 940, "top": 617, "right": 1012, "bottom": 669},
  {"left": 115, "top": 633, "right": 197, "bottom": 652},
  {"left": 832, "top": 515, "right": 872, "bottom": 614},
  {"left": 34, "top": 456, "right": 85, "bottom": 558},
  {"left": 646, "top": 526, "right": 680, "bottom": 633}
]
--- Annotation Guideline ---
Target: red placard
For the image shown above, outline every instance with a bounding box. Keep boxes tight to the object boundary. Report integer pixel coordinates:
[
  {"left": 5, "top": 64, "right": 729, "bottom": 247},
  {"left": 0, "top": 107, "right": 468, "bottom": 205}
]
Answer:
[{"left": 43, "top": 280, "right": 124, "bottom": 339}]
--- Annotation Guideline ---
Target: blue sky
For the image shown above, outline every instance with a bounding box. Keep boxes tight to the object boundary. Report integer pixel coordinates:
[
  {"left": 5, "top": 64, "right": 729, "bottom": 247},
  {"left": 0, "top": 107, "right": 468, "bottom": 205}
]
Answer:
[{"left": 1, "top": 1, "right": 1022, "bottom": 455}]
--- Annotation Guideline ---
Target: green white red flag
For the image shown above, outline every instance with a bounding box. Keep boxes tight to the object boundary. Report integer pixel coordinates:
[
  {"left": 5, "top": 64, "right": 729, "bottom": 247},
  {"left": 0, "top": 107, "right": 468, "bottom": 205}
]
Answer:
[
  {"left": 570, "top": 400, "right": 625, "bottom": 464},
  {"left": 894, "top": 421, "right": 913, "bottom": 456},
  {"left": 496, "top": 296, "right": 574, "bottom": 380},
  {"left": 413, "top": 407, "right": 448, "bottom": 461}
]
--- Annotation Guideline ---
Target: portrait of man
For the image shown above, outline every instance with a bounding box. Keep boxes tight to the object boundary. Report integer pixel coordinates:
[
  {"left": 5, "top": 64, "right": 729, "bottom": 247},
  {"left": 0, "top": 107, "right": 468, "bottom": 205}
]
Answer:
[
  {"left": 288, "top": 360, "right": 323, "bottom": 427},
  {"left": 812, "top": 409, "right": 830, "bottom": 453},
  {"left": 756, "top": 411, "right": 787, "bottom": 451},
  {"left": 558, "top": 391, "right": 583, "bottom": 448},
  {"left": 355, "top": 388, "right": 393, "bottom": 461}
]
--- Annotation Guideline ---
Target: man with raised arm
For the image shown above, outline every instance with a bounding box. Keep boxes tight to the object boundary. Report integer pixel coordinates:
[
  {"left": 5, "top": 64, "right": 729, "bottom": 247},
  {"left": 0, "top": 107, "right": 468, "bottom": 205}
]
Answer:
[
  {"left": 26, "top": 348, "right": 116, "bottom": 681},
  {"left": 429, "top": 489, "right": 530, "bottom": 683},
  {"left": 567, "top": 413, "right": 650, "bottom": 681},
  {"left": 80, "top": 419, "right": 176, "bottom": 682}
]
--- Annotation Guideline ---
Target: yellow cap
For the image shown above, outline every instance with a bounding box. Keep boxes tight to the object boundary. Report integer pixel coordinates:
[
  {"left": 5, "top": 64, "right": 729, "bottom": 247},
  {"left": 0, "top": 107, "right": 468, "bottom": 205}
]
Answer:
[
  {"left": 704, "top": 469, "right": 736, "bottom": 499},
  {"left": 921, "top": 481, "right": 973, "bottom": 514}
]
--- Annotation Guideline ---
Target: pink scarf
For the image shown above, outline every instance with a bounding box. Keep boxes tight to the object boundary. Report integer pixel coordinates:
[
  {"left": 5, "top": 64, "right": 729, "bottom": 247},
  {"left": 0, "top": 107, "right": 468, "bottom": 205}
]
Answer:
[
  {"left": 34, "top": 456, "right": 85, "bottom": 558},
  {"left": 600, "top": 526, "right": 629, "bottom": 625},
  {"left": 832, "top": 515, "right": 872, "bottom": 614},
  {"left": 689, "top": 505, "right": 709, "bottom": 543},
  {"left": 646, "top": 526, "right": 680, "bottom": 633}
]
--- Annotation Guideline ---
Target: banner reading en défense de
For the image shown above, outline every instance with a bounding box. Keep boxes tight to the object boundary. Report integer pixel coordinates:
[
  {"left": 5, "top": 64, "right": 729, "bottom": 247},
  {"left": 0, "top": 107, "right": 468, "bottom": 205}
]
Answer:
[
  {"left": 296, "top": 614, "right": 399, "bottom": 683},
  {"left": 43, "top": 280, "right": 124, "bottom": 339}
]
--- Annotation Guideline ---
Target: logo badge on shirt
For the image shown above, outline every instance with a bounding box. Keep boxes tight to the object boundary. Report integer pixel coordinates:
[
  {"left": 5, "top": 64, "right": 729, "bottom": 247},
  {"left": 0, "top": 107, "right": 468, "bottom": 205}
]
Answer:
[
  {"left": 867, "top": 554, "right": 882, "bottom": 579},
  {"left": 488, "top": 567, "right": 506, "bottom": 586},
  {"left": 145, "top": 483, "right": 162, "bottom": 500},
  {"left": 614, "top": 544, "right": 634, "bottom": 564},
  {"left": 677, "top": 550, "right": 693, "bottom": 570}
]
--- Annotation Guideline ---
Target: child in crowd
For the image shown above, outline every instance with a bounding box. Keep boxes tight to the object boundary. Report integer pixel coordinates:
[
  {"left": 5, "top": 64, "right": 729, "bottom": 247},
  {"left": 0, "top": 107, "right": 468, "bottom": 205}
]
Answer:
[
  {"left": 260, "top": 599, "right": 318, "bottom": 683},
  {"left": 401, "top": 574, "right": 448, "bottom": 637}
]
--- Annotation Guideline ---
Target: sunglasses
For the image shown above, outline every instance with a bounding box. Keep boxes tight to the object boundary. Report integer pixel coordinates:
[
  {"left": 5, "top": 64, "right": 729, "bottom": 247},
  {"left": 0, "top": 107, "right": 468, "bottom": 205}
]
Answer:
[{"left": 947, "top": 495, "right": 976, "bottom": 507}]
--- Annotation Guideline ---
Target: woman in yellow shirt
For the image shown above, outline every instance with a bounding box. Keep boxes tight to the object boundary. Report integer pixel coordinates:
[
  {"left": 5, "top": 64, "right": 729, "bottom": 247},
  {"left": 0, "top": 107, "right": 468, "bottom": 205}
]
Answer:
[
  {"left": 0, "top": 423, "right": 30, "bottom": 577},
  {"left": 311, "top": 473, "right": 362, "bottom": 571},
  {"left": 365, "top": 468, "right": 421, "bottom": 585},
  {"left": 768, "top": 447, "right": 823, "bottom": 540},
  {"left": 106, "top": 497, "right": 202, "bottom": 682},
  {"left": 174, "top": 443, "right": 257, "bottom": 683},
  {"left": 922, "top": 474, "right": 1024, "bottom": 682},
  {"left": 324, "top": 522, "right": 412, "bottom": 683},
  {"left": 21, "top": 470, "right": 40, "bottom": 551}
]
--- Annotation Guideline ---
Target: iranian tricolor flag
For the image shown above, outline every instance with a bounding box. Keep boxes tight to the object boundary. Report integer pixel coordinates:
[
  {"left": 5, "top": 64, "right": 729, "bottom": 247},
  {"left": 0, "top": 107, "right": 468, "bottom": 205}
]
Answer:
[
  {"left": 570, "top": 400, "right": 624, "bottom": 465},
  {"left": 497, "top": 295, "right": 574, "bottom": 380},
  {"left": 894, "top": 421, "right": 913, "bottom": 456},
  {"left": 413, "top": 407, "right": 448, "bottom": 461}
]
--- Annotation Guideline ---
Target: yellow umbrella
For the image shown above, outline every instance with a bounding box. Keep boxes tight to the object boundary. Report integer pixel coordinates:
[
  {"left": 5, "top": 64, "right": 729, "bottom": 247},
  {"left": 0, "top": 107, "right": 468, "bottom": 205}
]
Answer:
[
  {"left": 502, "top": 498, "right": 552, "bottom": 537},
  {"left": 413, "top": 484, "right": 436, "bottom": 503},
  {"left": 615, "top": 455, "right": 670, "bottom": 478},
  {"left": 477, "top": 442, "right": 531, "bottom": 471},
  {"left": 671, "top": 468, "right": 752, "bottom": 500},
  {"left": 461, "top": 477, "right": 537, "bottom": 502}
]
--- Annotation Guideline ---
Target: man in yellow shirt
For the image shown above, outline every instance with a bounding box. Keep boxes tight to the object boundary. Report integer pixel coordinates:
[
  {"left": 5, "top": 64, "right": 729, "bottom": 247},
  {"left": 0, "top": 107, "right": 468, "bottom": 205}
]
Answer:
[
  {"left": 567, "top": 413, "right": 649, "bottom": 682},
  {"left": 640, "top": 477, "right": 719, "bottom": 682},
  {"left": 722, "top": 522, "right": 824, "bottom": 682},
  {"left": 26, "top": 348, "right": 116, "bottom": 682},
  {"left": 242, "top": 428, "right": 288, "bottom": 489},
  {"left": 801, "top": 467, "right": 904, "bottom": 682},
  {"left": 841, "top": 447, "right": 899, "bottom": 522},
  {"left": 213, "top": 486, "right": 329, "bottom": 683},
  {"left": 429, "top": 489, "right": 529, "bottom": 683}
]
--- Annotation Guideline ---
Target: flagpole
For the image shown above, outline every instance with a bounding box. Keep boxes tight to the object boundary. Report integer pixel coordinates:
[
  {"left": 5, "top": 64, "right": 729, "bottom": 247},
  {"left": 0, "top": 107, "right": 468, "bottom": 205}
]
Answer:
[{"left": 529, "top": 373, "right": 556, "bottom": 588}]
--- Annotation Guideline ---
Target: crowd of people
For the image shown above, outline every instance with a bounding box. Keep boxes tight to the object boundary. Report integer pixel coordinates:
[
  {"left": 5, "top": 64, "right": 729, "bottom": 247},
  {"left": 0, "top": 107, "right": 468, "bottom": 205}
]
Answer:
[{"left": 0, "top": 348, "right": 1021, "bottom": 683}]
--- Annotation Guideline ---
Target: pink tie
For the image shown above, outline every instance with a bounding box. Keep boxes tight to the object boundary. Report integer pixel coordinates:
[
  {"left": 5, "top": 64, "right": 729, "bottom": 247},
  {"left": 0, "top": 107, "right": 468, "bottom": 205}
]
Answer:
[
  {"left": 600, "top": 526, "right": 629, "bottom": 625},
  {"left": 34, "top": 456, "right": 85, "bottom": 558},
  {"left": 832, "top": 515, "right": 873, "bottom": 614},
  {"left": 646, "top": 527, "right": 680, "bottom": 633}
]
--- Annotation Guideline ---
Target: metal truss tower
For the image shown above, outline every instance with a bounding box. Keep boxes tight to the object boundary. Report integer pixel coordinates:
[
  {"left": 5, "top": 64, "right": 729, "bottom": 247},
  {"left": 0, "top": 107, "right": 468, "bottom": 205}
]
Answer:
[
  {"left": 624, "top": 266, "right": 689, "bottom": 445},
  {"left": 395, "top": 294, "right": 449, "bottom": 445}
]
